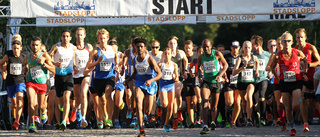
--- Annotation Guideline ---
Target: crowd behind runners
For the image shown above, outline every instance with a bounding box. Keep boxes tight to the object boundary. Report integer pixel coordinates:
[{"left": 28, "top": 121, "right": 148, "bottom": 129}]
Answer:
[{"left": 1, "top": 27, "right": 320, "bottom": 136}]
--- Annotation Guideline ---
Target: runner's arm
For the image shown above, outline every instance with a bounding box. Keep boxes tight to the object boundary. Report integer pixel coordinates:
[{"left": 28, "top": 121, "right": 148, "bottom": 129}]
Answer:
[
  {"left": 297, "top": 50, "right": 308, "bottom": 74},
  {"left": 86, "top": 48, "right": 100, "bottom": 69},
  {"left": 216, "top": 50, "right": 228, "bottom": 80},
  {"left": 124, "top": 59, "right": 136, "bottom": 85},
  {"left": 148, "top": 56, "right": 162, "bottom": 83},
  {"left": 265, "top": 53, "right": 275, "bottom": 71},
  {"left": 254, "top": 56, "right": 259, "bottom": 77},
  {"left": 232, "top": 56, "right": 243, "bottom": 76},
  {"left": 196, "top": 55, "right": 202, "bottom": 77},
  {"left": 43, "top": 53, "right": 55, "bottom": 73},
  {"left": 270, "top": 54, "right": 280, "bottom": 82},
  {"left": 310, "top": 45, "right": 320, "bottom": 67},
  {"left": 173, "top": 63, "right": 179, "bottom": 82}
]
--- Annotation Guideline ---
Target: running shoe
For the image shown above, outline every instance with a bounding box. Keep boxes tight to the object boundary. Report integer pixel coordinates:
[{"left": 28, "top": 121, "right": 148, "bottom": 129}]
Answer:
[
  {"left": 254, "top": 112, "right": 261, "bottom": 128},
  {"left": 157, "top": 107, "right": 162, "bottom": 117},
  {"left": 210, "top": 121, "right": 216, "bottom": 130},
  {"left": 45, "top": 124, "right": 53, "bottom": 130},
  {"left": 119, "top": 102, "right": 125, "bottom": 110},
  {"left": 266, "top": 113, "right": 273, "bottom": 122},
  {"left": 40, "top": 111, "right": 48, "bottom": 124},
  {"left": 97, "top": 119, "right": 103, "bottom": 129},
  {"left": 281, "top": 124, "right": 287, "bottom": 131},
  {"left": 34, "top": 116, "right": 40, "bottom": 124},
  {"left": 289, "top": 128, "right": 296, "bottom": 136},
  {"left": 231, "top": 121, "right": 237, "bottom": 129},
  {"left": 55, "top": 123, "right": 60, "bottom": 130},
  {"left": 28, "top": 123, "right": 37, "bottom": 133},
  {"left": 303, "top": 124, "right": 310, "bottom": 132},
  {"left": 138, "top": 130, "right": 146, "bottom": 137},
  {"left": 149, "top": 116, "right": 157, "bottom": 127},
  {"left": 127, "top": 109, "right": 133, "bottom": 119},
  {"left": 60, "top": 121, "right": 66, "bottom": 131},
  {"left": 195, "top": 119, "right": 202, "bottom": 128},
  {"left": 66, "top": 117, "right": 70, "bottom": 125},
  {"left": 130, "top": 117, "right": 137, "bottom": 127},
  {"left": 200, "top": 127, "right": 210, "bottom": 135},
  {"left": 105, "top": 119, "right": 113, "bottom": 128},
  {"left": 177, "top": 111, "right": 184, "bottom": 122},
  {"left": 189, "top": 123, "right": 195, "bottom": 128},
  {"left": 80, "top": 118, "right": 88, "bottom": 128},
  {"left": 261, "top": 119, "right": 266, "bottom": 126},
  {"left": 114, "top": 121, "right": 121, "bottom": 128},
  {"left": 70, "top": 109, "right": 76, "bottom": 122},
  {"left": 226, "top": 122, "right": 231, "bottom": 128},
  {"left": 76, "top": 110, "right": 82, "bottom": 122},
  {"left": 11, "top": 120, "right": 19, "bottom": 130},
  {"left": 164, "top": 125, "right": 171, "bottom": 132},
  {"left": 173, "top": 119, "right": 179, "bottom": 129},
  {"left": 143, "top": 115, "right": 149, "bottom": 127},
  {"left": 121, "top": 122, "right": 127, "bottom": 128},
  {"left": 246, "top": 120, "right": 253, "bottom": 127}
]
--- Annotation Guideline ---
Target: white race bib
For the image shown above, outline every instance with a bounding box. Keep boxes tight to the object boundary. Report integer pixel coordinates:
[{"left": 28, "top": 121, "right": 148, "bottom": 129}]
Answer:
[
  {"left": 10, "top": 63, "right": 22, "bottom": 75},
  {"left": 30, "top": 66, "right": 44, "bottom": 80},
  {"left": 241, "top": 69, "right": 253, "bottom": 81},
  {"left": 136, "top": 64, "right": 148, "bottom": 75},
  {"left": 284, "top": 71, "right": 296, "bottom": 82},
  {"left": 203, "top": 60, "right": 216, "bottom": 73},
  {"left": 100, "top": 59, "right": 112, "bottom": 71},
  {"left": 78, "top": 57, "right": 87, "bottom": 68},
  {"left": 60, "top": 55, "right": 70, "bottom": 67},
  {"left": 230, "top": 74, "right": 238, "bottom": 84},
  {"left": 258, "top": 59, "right": 266, "bottom": 71},
  {"left": 162, "top": 69, "right": 173, "bottom": 80}
]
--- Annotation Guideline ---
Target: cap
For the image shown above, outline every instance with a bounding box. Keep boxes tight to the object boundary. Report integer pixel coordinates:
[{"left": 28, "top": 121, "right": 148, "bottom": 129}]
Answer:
[{"left": 232, "top": 41, "right": 240, "bottom": 47}]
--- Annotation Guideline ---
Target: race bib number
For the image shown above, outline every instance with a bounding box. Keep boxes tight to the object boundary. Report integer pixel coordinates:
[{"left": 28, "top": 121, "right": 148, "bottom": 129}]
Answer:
[
  {"left": 230, "top": 74, "right": 238, "bottom": 84},
  {"left": 136, "top": 65, "right": 148, "bottom": 75},
  {"left": 100, "top": 59, "right": 112, "bottom": 71},
  {"left": 10, "top": 63, "right": 22, "bottom": 75},
  {"left": 203, "top": 60, "right": 216, "bottom": 73},
  {"left": 162, "top": 69, "right": 173, "bottom": 80},
  {"left": 241, "top": 69, "right": 253, "bottom": 81},
  {"left": 258, "top": 59, "right": 266, "bottom": 71},
  {"left": 30, "top": 66, "right": 44, "bottom": 80},
  {"left": 284, "top": 71, "right": 296, "bottom": 82},
  {"left": 78, "top": 57, "right": 87, "bottom": 68},
  {"left": 60, "top": 55, "right": 70, "bottom": 67}
]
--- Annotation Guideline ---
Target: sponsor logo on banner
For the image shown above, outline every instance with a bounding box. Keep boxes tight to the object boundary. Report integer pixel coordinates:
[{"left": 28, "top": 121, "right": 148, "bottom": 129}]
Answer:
[
  {"left": 54, "top": 0, "right": 96, "bottom": 17},
  {"left": 270, "top": 0, "right": 316, "bottom": 20}
]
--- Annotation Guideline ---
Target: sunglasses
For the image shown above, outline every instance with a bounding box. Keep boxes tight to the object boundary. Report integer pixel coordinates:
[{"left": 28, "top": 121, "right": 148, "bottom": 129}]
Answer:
[
  {"left": 151, "top": 46, "right": 159, "bottom": 49},
  {"left": 282, "top": 39, "right": 292, "bottom": 43},
  {"left": 268, "top": 44, "right": 276, "bottom": 47}
]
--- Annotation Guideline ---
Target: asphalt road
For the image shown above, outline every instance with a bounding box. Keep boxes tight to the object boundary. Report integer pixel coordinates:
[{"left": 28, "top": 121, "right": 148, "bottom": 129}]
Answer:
[{"left": 1, "top": 124, "right": 320, "bottom": 136}]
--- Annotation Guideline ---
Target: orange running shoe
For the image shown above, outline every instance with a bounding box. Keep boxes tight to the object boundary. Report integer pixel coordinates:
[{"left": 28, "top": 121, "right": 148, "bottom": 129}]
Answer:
[
  {"left": 11, "top": 120, "right": 19, "bottom": 130},
  {"left": 157, "top": 107, "right": 162, "bottom": 117},
  {"left": 289, "top": 128, "right": 296, "bottom": 136},
  {"left": 281, "top": 124, "right": 287, "bottom": 131}
]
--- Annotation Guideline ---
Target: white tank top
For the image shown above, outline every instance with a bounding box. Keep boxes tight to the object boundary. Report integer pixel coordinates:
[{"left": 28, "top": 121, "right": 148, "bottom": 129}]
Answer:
[
  {"left": 161, "top": 61, "right": 174, "bottom": 80},
  {"left": 135, "top": 54, "right": 153, "bottom": 75},
  {"left": 53, "top": 42, "right": 74, "bottom": 75},
  {"left": 149, "top": 51, "right": 163, "bottom": 64},
  {"left": 73, "top": 47, "right": 90, "bottom": 78},
  {"left": 99, "top": 45, "right": 115, "bottom": 71}
]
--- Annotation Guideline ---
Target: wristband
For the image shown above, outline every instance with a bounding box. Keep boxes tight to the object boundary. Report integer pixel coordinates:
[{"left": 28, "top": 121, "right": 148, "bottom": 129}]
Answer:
[{"left": 42, "top": 62, "right": 46, "bottom": 66}]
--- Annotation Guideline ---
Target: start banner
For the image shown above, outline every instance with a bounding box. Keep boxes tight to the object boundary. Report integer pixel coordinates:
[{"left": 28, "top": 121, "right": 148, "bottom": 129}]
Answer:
[
  {"left": 36, "top": 16, "right": 196, "bottom": 27},
  {"left": 11, "top": 0, "right": 320, "bottom": 18}
]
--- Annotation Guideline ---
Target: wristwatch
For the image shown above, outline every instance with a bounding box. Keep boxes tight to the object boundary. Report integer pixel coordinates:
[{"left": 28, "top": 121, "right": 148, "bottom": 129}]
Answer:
[{"left": 42, "top": 62, "right": 46, "bottom": 66}]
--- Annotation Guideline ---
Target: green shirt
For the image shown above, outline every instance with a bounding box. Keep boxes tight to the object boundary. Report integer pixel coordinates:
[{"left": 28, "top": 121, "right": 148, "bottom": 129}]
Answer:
[
  {"left": 202, "top": 50, "right": 219, "bottom": 83},
  {"left": 253, "top": 51, "right": 271, "bottom": 83},
  {"left": 27, "top": 52, "right": 48, "bottom": 84}
]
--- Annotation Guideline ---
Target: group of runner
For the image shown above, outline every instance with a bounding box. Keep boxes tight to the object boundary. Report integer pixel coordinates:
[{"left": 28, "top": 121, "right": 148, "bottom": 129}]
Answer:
[{"left": 1, "top": 27, "right": 319, "bottom": 137}]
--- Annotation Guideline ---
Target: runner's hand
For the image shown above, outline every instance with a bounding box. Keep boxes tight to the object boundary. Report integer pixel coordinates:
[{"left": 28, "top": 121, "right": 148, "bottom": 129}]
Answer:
[
  {"left": 190, "top": 73, "right": 195, "bottom": 78},
  {"left": 1, "top": 71, "right": 7, "bottom": 80},
  {"left": 184, "top": 73, "right": 188, "bottom": 79},
  {"left": 303, "top": 73, "right": 308, "bottom": 81},
  {"left": 55, "top": 61, "right": 62, "bottom": 68},
  {"left": 255, "top": 72, "right": 259, "bottom": 78},
  {"left": 145, "top": 80, "right": 151, "bottom": 87},
  {"left": 74, "top": 67, "right": 79, "bottom": 74},
  {"left": 215, "top": 75, "right": 221, "bottom": 82},
  {"left": 38, "top": 56, "right": 45, "bottom": 65}
]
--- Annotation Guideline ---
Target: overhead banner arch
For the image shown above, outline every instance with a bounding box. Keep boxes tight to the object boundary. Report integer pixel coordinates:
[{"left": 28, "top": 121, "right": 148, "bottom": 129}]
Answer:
[{"left": 11, "top": 0, "right": 319, "bottom": 18}]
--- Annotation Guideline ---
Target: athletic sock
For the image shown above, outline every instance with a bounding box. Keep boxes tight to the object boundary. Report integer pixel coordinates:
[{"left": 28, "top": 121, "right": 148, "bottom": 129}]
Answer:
[{"left": 259, "top": 100, "right": 266, "bottom": 119}]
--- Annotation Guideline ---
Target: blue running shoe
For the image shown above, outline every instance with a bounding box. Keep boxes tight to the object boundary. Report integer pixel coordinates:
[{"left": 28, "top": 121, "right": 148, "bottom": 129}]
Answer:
[
  {"left": 126, "top": 108, "right": 132, "bottom": 119},
  {"left": 130, "top": 117, "right": 137, "bottom": 127},
  {"left": 114, "top": 121, "right": 121, "bottom": 128},
  {"left": 76, "top": 110, "right": 82, "bottom": 122},
  {"left": 164, "top": 125, "right": 171, "bottom": 132}
]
